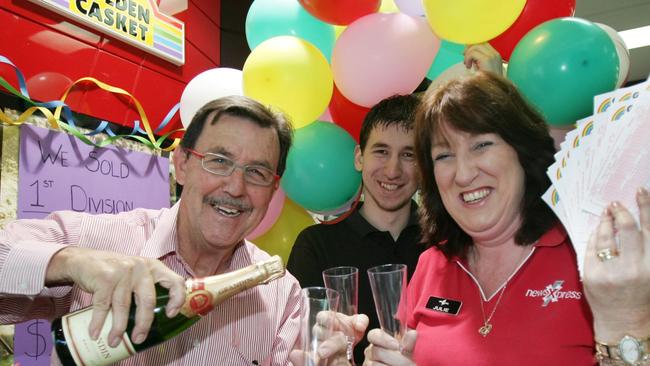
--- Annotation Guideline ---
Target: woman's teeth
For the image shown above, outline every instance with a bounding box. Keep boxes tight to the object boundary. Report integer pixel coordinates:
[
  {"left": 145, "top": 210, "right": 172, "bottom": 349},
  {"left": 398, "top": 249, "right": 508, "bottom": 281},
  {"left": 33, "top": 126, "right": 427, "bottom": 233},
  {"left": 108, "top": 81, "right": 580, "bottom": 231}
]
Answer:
[{"left": 462, "top": 189, "right": 490, "bottom": 203}]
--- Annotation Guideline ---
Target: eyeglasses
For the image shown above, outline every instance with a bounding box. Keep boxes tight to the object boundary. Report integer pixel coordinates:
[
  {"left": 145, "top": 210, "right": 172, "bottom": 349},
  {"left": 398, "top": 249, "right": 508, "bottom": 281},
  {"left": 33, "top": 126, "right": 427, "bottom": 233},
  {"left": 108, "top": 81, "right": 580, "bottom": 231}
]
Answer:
[{"left": 185, "top": 148, "right": 279, "bottom": 187}]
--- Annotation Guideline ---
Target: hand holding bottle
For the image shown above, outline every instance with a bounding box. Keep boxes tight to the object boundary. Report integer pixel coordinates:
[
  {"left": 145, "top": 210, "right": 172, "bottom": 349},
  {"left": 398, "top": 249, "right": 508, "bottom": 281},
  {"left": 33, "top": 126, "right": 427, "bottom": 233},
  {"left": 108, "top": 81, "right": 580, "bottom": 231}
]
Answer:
[{"left": 45, "top": 247, "right": 186, "bottom": 348}]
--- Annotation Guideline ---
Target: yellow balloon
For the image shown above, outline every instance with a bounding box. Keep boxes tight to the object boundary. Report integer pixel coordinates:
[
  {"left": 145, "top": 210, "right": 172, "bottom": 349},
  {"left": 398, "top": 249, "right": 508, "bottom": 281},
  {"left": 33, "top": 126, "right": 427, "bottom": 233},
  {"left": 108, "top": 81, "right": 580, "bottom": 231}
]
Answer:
[
  {"left": 243, "top": 35, "right": 333, "bottom": 128},
  {"left": 334, "top": 25, "right": 346, "bottom": 40},
  {"left": 253, "top": 198, "right": 315, "bottom": 263},
  {"left": 379, "top": 0, "right": 399, "bottom": 13},
  {"left": 423, "top": 0, "right": 526, "bottom": 44}
]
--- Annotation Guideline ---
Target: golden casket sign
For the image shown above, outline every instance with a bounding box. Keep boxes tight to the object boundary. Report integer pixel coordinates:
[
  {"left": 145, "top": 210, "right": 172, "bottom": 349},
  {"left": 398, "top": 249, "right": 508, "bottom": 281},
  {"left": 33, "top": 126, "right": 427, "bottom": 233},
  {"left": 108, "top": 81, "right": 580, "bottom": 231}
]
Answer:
[{"left": 28, "top": 0, "right": 185, "bottom": 65}]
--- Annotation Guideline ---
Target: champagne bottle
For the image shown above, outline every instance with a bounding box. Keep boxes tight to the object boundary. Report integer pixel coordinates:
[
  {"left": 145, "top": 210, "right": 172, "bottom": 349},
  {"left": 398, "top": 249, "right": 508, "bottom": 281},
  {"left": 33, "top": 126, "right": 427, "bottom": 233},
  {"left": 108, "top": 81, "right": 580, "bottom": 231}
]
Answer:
[{"left": 51, "top": 255, "right": 285, "bottom": 366}]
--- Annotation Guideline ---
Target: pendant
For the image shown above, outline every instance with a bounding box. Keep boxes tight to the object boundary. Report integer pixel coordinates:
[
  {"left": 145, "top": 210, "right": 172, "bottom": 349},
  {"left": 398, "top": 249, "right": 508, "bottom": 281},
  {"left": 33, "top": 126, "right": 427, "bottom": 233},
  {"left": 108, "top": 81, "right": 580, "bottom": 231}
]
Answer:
[{"left": 478, "top": 323, "right": 492, "bottom": 337}]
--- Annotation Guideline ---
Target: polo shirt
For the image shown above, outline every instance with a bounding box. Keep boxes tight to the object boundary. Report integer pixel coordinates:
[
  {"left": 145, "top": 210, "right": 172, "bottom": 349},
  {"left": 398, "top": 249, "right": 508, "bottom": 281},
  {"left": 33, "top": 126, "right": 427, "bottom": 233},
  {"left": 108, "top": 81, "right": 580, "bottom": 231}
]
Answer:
[
  {"left": 406, "top": 224, "right": 595, "bottom": 365},
  {"left": 287, "top": 201, "right": 423, "bottom": 363}
]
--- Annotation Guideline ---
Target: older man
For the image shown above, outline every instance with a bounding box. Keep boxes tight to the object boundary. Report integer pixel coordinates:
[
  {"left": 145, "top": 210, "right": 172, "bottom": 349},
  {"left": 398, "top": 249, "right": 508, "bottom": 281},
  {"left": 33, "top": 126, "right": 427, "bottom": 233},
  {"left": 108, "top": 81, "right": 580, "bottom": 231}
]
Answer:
[{"left": 0, "top": 96, "right": 302, "bottom": 365}]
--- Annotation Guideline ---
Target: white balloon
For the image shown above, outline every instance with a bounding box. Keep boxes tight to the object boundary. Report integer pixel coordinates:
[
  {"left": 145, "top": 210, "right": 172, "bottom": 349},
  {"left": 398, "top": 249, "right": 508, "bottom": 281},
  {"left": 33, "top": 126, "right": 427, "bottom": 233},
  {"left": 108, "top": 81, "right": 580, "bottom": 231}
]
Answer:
[
  {"left": 395, "top": 0, "right": 425, "bottom": 16},
  {"left": 596, "top": 23, "right": 630, "bottom": 88},
  {"left": 179, "top": 68, "right": 244, "bottom": 128},
  {"left": 429, "top": 62, "right": 473, "bottom": 90}
]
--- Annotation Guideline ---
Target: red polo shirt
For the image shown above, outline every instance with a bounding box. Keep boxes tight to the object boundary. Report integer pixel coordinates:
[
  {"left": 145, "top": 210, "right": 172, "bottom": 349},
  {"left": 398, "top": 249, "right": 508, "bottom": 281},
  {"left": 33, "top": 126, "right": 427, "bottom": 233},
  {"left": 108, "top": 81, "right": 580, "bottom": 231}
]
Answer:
[{"left": 406, "top": 225, "right": 595, "bottom": 365}]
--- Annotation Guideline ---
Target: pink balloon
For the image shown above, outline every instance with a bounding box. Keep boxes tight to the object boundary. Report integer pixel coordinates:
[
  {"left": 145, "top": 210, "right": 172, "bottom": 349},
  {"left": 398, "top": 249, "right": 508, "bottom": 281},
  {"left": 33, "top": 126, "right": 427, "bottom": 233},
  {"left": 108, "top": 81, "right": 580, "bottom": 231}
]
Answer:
[
  {"left": 318, "top": 107, "right": 334, "bottom": 123},
  {"left": 332, "top": 13, "right": 440, "bottom": 107},
  {"left": 247, "top": 188, "right": 286, "bottom": 240}
]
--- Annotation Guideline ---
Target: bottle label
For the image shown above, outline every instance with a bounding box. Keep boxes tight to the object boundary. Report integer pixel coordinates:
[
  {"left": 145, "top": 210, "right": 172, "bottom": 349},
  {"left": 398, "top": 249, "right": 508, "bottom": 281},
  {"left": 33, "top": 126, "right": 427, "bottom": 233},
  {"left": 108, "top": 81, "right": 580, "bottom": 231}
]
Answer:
[
  {"left": 61, "top": 308, "right": 136, "bottom": 366},
  {"left": 180, "top": 288, "right": 214, "bottom": 317}
]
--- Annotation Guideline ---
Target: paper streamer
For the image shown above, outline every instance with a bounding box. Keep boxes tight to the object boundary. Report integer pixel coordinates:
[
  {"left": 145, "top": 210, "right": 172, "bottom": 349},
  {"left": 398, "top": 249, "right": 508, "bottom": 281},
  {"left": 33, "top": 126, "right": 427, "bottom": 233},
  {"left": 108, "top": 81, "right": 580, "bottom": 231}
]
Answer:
[{"left": 0, "top": 55, "right": 183, "bottom": 151}]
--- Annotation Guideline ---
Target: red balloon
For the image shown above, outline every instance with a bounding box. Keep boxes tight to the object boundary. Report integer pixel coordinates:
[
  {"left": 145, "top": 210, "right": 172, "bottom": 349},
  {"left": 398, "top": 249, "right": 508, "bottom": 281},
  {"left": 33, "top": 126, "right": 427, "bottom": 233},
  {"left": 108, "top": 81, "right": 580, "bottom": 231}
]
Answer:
[
  {"left": 298, "top": 0, "right": 381, "bottom": 26},
  {"left": 329, "top": 84, "right": 370, "bottom": 142},
  {"left": 489, "top": 0, "right": 575, "bottom": 61}
]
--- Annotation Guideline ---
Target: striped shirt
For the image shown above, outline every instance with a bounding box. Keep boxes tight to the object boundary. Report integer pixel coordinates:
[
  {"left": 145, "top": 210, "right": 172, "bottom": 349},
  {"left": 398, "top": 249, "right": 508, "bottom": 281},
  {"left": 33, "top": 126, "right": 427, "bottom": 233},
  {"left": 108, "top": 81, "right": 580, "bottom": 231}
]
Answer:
[{"left": 0, "top": 202, "right": 302, "bottom": 365}]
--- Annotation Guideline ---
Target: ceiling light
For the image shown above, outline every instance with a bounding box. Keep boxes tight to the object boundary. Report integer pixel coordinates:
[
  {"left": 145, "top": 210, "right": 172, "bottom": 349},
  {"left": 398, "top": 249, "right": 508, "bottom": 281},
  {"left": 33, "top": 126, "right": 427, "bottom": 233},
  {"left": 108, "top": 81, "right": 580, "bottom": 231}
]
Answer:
[{"left": 618, "top": 25, "right": 650, "bottom": 50}]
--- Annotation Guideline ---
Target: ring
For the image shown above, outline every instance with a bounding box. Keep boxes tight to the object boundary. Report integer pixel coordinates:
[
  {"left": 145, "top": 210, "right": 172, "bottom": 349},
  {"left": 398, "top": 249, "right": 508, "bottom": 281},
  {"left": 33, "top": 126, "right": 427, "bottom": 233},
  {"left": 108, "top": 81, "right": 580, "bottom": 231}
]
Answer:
[{"left": 597, "top": 247, "right": 619, "bottom": 262}]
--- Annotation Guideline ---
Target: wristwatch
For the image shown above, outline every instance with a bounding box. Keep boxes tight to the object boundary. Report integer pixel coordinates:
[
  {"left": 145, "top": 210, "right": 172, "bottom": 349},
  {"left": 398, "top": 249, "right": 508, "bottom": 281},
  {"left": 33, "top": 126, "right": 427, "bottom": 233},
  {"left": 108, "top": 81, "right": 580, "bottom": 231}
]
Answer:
[{"left": 596, "top": 335, "right": 650, "bottom": 365}]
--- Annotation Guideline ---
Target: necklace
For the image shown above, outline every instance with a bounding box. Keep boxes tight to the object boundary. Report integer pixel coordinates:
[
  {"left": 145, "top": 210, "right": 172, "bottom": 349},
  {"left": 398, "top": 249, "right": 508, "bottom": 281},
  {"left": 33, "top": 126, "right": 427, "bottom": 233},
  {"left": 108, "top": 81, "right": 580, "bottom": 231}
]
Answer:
[{"left": 478, "top": 285, "right": 507, "bottom": 337}]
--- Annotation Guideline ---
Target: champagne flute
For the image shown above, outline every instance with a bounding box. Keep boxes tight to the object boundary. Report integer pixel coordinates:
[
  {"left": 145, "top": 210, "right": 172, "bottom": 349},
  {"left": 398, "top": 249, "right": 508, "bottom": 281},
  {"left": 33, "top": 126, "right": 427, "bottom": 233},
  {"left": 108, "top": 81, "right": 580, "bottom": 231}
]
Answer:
[
  {"left": 322, "top": 266, "right": 358, "bottom": 364},
  {"left": 299, "top": 287, "right": 340, "bottom": 366},
  {"left": 367, "top": 264, "right": 408, "bottom": 340}
]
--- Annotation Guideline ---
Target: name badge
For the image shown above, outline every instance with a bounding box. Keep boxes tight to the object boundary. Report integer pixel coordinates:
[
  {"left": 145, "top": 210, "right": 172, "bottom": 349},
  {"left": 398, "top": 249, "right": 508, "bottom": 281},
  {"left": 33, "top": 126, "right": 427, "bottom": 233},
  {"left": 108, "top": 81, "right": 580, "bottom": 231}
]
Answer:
[{"left": 426, "top": 296, "right": 462, "bottom": 315}]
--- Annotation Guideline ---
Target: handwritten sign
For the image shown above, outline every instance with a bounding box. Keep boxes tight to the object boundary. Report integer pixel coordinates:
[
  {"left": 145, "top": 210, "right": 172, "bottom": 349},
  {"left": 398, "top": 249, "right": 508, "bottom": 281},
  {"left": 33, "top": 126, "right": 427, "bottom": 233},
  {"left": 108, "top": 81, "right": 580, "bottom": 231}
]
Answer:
[{"left": 14, "top": 124, "right": 170, "bottom": 365}]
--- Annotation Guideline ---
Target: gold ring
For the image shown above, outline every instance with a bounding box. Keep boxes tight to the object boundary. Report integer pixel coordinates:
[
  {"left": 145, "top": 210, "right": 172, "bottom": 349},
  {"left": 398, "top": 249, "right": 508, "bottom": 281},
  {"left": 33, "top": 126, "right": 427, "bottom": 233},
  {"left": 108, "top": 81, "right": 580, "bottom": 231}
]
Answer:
[{"left": 597, "top": 247, "right": 619, "bottom": 262}]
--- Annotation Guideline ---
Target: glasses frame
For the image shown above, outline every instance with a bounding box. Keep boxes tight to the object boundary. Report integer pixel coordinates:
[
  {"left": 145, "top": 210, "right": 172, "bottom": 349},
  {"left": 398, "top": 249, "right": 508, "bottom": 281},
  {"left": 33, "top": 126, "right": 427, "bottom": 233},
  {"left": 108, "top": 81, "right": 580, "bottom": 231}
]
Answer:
[{"left": 184, "top": 147, "right": 279, "bottom": 187}]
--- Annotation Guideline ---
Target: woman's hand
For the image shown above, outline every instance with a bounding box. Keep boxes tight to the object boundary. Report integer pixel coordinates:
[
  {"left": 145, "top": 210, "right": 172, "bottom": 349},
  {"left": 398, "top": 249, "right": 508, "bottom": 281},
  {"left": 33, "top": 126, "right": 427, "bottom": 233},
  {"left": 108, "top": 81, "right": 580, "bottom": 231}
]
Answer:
[
  {"left": 363, "top": 328, "right": 417, "bottom": 366},
  {"left": 584, "top": 188, "right": 650, "bottom": 343},
  {"left": 464, "top": 43, "right": 504, "bottom": 75}
]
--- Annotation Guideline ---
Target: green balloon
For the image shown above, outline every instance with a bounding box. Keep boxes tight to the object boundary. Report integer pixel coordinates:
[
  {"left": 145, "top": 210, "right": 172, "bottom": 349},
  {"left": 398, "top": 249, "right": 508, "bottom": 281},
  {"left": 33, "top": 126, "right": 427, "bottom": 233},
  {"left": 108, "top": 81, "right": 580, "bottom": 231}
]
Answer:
[
  {"left": 427, "top": 40, "right": 465, "bottom": 81},
  {"left": 281, "top": 122, "right": 361, "bottom": 212},
  {"left": 246, "top": 0, "right": 335, "bottom": 62},
  {"left": 508, "top": 17, "right": 618, "bottom": 126}
]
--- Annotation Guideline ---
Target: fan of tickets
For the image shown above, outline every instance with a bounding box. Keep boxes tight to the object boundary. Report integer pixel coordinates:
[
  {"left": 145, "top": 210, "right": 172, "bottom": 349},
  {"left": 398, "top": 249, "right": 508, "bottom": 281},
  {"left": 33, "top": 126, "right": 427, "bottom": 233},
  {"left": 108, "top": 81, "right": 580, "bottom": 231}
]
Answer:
[{"left": 542, "top": 76, "right": 650, "bottom": 275}]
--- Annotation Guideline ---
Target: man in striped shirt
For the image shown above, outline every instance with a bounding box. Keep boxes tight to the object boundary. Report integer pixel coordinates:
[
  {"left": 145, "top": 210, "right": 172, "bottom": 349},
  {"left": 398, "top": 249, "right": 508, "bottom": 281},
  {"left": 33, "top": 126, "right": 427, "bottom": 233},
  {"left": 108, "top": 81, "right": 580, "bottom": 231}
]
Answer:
[{"left": 0, "top": 96, "right": 304, "bottom": 365}]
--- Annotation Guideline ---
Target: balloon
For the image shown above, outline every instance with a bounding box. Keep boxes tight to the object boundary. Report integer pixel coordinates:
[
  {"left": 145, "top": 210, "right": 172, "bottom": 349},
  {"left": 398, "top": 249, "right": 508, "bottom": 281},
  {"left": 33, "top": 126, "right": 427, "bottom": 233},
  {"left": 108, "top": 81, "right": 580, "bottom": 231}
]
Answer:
[
  {"left": 423, "top": 0, "right": 526, "bottom": 44},
  {"left": 247, "top": 188, "right": 286, "bottom": 240},
  {"left": 334, "top": 25, "right": 346, "bottom": 39},
  {"left": 25, "top": 72, "right": 72, "bottom": 102},
  {"left": 180, "top": 68, "right": 243, "bottom": 128},
  {"left": 243, "top": 36, "right": 333, "bottom": 128},
  {"left": 298, "top": 0, "right": 381, "bottom": 25},
  {"left": 489, "top": 0, "right": 575, "bottom": 61},
  {"left": 429, "top": 63, "right": 473, "bottom": 89},
  {"left": 596, "top": 23, "right": 630, "bottom": 88},
  {"left": 379, "top": 0, "right": 399, "bottom": 13},
  {"left": 395, "top": 0, "right": 425, "bottom": 16},
  {"left": 246, "top": 0, "right": 335, "bottom": 61},
  {"left": 281, "top": 122, "right": 361, "bottom": 212},
  {"left": 508, "top": 17, "right": 619, "bottom": 126},
  {"left": 328, "top": 84, "right": 370, "bottom": 142},
  {"left": 332, "top": 13, "right": 440, "bottom": 107},
  {"left": 318, "top": 108, "right": 333, "bottom": 123},
  {"left": 253, "top": 198, "right": 315, "bottom": 263},
  {"left": 426, "top": 40, "right": 465, "bottom": 81}
]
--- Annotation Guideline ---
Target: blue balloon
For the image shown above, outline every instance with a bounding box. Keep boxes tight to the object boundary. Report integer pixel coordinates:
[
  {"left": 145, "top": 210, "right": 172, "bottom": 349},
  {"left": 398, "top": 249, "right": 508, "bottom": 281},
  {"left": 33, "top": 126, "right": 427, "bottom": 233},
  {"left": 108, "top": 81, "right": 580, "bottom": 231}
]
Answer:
[
  {"left": 427, "top": 40, "right": 465, "bottom": 80},
  {"left": 508, "top": 17, "right": 618, "bottom": 126},
  {"left": 246, "top": 0, "right": 336, "bottom": 62},
  {"left": 281, "top": 122, "right": 361, "bottom": 212}
]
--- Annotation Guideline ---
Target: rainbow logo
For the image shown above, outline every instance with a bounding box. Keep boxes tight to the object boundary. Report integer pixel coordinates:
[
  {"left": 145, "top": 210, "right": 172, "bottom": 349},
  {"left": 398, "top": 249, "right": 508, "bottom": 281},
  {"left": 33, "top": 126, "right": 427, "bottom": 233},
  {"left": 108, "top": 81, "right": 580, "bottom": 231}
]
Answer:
[
  {"left": 551, "top": 189, "right": 560, "bottom": 206},
  {"left": 597, "top": 97, "right": 613, "bottom": 113},
  {"left": 581, "top": 120, "right": 594, "bottom": 136},
  {"left": 611, "top": 106, "right": 628, "bottom": 121},
  {"left": 556, "top": 168, "right": 562, "bottom": 180},
  {"left": 619, "top": 92, "right": 633, "bottom": 101},
  {"left": 572, "top": 135, "right": 580, "bottom": 148},
  {"left": 29, "top": 0, "right": 185, "bottom": 65}
]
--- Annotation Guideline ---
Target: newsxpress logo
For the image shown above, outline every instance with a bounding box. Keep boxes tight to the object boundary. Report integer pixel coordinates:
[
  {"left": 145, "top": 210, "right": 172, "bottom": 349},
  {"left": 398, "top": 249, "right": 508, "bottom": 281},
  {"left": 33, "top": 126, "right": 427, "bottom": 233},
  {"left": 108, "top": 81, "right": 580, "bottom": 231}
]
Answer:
[
  {"left": 28, "top": 0, "right": 185, "bottom": 65},
  {"left": 525, "top": 280, "right": 582, "bottom": 307}
]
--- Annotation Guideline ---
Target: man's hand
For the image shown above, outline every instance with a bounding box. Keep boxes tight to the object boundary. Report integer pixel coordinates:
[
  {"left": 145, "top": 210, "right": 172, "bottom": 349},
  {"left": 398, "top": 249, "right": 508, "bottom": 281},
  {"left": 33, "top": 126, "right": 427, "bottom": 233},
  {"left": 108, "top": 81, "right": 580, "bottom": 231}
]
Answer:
[
  {"left": 464, "top": 43, "right": 504, "bottom": 75},
  {"left": 289, "top": 313, "right": 369, "bottom": 366},
  {"left": 46, "top": 247, "right": 186, "bottom": 347},
  {"left": 363, "top": 328, "right": 417, "bottom": 366}
]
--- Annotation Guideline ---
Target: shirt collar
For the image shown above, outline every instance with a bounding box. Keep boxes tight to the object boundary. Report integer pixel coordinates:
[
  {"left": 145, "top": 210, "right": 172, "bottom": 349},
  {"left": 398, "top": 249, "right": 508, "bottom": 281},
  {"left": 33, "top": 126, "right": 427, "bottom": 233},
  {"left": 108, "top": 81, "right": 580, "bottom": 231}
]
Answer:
[
  {"left": 141, "top": 201, "right": 180, "bottom": 259},
  {"left": 533, "top": 223, "right": 567, "bottom": 248},
  {"left": 347, "top": 200, "right": 419, "bottom": 237}
]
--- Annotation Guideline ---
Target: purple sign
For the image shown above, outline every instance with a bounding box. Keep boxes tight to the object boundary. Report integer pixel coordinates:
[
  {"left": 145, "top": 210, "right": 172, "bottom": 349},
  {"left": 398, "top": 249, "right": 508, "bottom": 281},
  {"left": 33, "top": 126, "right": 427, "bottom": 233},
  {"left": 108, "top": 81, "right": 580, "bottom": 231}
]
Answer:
[{"left": 14, "top": 124, "right": 170, "bottom": 365}]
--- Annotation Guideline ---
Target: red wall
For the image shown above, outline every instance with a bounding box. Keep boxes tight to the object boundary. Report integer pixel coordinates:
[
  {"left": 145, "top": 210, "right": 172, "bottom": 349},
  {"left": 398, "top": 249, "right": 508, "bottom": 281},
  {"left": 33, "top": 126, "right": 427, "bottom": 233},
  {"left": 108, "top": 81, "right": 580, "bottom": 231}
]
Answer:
[{"left": 0, "top": 0, "right": 221, "bottom": 134}]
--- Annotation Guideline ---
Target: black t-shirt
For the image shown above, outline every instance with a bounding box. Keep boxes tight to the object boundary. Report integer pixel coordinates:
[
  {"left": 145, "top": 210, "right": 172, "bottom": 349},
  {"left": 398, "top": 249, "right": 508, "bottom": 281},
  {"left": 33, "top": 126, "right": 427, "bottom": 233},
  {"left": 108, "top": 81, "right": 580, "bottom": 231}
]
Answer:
[{"left": 286, "top": 202, "right": 423, "bottom": 364}]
